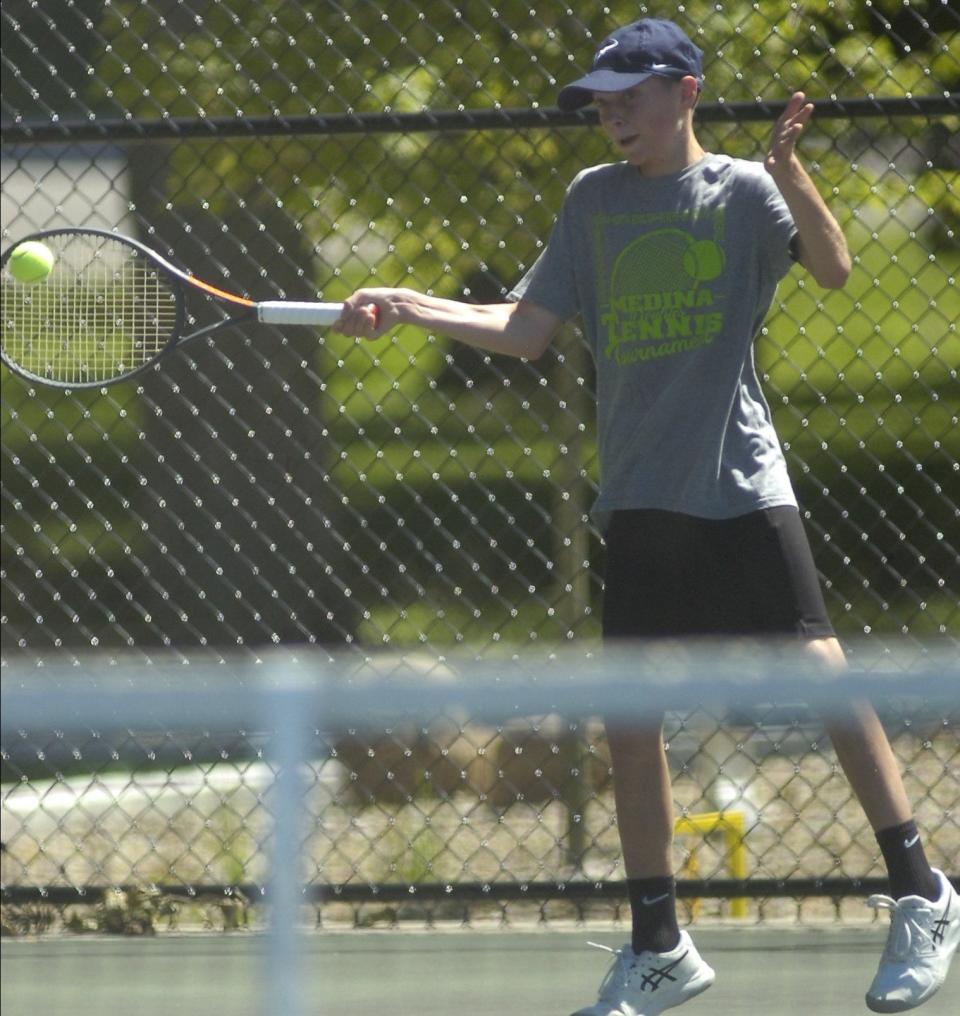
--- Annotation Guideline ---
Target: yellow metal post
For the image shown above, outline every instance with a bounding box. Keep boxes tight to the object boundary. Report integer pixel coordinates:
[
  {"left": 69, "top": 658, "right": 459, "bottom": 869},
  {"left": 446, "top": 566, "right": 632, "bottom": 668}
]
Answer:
[{"left": 674, "top": 810, "right": 748, "bottom": 919}]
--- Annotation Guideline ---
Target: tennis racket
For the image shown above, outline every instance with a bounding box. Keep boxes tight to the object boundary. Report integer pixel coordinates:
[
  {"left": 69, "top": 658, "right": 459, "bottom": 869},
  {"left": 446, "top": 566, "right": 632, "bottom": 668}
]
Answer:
[{"left": 1, "top": 227, "right": 368, "bottom": 389}]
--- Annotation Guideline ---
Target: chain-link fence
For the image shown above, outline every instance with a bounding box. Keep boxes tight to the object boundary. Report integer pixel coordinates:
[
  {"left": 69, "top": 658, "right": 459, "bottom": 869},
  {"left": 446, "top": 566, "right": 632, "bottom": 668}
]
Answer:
[{"left": 2, "top": 1, "right": 958, "bottom": 929}]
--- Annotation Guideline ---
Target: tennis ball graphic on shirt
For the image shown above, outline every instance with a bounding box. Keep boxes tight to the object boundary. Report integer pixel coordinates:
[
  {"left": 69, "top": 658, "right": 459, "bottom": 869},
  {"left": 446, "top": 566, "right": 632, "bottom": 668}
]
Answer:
[
  {"left": 682, "top": 239, "right": 725, "bottom": 282},
  {"left": 605, "top": 228, "right": 727, "bottom": 364},
  {"left": 8, "top": 240, "right": 56, "bottom": 284}
]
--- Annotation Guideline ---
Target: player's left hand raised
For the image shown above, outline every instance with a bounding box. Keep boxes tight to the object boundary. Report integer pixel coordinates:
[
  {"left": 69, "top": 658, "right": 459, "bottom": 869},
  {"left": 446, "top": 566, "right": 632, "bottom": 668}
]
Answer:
[{"left": 765, "top": 91, "right": 814, "bottom": 178}]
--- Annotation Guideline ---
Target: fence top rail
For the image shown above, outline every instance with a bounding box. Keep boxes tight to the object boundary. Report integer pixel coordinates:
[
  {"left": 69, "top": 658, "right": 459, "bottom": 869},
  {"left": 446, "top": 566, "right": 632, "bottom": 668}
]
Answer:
[{"left": 2, "top": 94, "right": 958, "bottom": 146}]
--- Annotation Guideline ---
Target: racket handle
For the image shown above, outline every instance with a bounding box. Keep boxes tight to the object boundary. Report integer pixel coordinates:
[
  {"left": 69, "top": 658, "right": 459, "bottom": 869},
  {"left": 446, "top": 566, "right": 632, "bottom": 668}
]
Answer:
[{"left": 257, "top": 301, "right": 344, "bottom": 325}]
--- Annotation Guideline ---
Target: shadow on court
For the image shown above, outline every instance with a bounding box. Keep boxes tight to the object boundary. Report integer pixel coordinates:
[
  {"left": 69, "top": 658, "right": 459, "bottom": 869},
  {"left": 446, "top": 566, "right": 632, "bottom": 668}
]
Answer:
[{"left": 3, "top": 928, "right": 958, "bottom": 1015}]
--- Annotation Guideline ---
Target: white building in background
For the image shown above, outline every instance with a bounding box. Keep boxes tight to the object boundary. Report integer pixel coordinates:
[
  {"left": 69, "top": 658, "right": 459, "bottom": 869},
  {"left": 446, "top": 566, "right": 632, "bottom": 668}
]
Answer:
[{"left": 1, "top": 143, "right": 134, "bottom": 240}]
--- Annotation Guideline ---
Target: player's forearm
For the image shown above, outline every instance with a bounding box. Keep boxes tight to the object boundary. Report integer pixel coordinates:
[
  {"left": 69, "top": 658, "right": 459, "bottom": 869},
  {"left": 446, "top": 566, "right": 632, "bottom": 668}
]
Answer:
[
  {"left": 399, "top": 292, "right": 547, "bottom": 359},
  {"left": 342, "top": 288, "right": 558, "bottom": 360},
  {"left": 770, "top": 155, "right": 851, "bottom": 289}
]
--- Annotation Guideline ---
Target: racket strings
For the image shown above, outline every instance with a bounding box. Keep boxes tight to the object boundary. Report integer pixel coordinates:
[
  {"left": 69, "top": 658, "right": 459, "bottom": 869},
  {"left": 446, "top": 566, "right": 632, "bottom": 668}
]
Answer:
[{"left": 2, "top": 233, "right": 179, "bottom": 385}]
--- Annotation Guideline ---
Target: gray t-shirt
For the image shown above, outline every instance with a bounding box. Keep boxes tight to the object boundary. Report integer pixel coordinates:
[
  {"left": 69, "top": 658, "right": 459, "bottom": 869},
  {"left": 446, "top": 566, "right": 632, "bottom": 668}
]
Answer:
[{"left": 509, "top": 153, "right": 800, "bottom": 527}]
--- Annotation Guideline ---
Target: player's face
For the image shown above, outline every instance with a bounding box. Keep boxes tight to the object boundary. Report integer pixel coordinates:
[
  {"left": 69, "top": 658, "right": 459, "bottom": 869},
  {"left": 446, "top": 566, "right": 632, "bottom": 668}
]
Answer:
[{"left": 593, "top": 77, "right": 691, "bottom": 166}]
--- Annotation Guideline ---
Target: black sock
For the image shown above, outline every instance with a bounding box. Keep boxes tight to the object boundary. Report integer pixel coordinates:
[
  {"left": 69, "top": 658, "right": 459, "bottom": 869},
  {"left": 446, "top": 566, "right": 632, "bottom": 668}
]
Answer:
[
  {"left": 627, "top": 875, "right": 681, "bottom": 954},
  {"left": 875, "top": 820, "right": 940, "bottom": 902}
]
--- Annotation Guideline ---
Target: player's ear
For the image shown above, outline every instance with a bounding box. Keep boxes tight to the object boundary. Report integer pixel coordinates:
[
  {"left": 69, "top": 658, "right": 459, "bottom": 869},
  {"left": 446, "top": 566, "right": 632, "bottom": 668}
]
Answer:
[{"left": 679, "top": 75, "right": 700, "bottom": 109}]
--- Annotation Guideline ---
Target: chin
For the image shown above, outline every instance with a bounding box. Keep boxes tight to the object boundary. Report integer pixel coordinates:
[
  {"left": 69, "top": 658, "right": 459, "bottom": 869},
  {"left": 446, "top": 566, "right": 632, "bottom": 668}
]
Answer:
[{"left": 619, "top": 143, "right": 645, "bottom": 163}]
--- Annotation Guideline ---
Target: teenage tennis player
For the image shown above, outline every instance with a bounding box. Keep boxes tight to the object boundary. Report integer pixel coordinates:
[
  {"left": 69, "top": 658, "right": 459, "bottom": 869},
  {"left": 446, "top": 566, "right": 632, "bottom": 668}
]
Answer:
[{"left": 335, "top": 18, "right": 959, "bottom": 1014}]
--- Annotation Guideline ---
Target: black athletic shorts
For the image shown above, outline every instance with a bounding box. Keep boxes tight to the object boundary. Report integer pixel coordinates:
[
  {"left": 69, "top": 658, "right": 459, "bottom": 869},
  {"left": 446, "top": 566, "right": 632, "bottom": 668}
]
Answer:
[{"left": 602, "top": 506, "right": 835, "bottom": 640}]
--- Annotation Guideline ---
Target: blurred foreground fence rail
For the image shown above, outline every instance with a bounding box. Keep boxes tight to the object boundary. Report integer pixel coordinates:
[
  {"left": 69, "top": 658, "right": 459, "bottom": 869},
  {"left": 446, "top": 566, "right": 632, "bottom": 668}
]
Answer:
[{"left": 2, "top": 646, "right": 958, "bottom": 928}]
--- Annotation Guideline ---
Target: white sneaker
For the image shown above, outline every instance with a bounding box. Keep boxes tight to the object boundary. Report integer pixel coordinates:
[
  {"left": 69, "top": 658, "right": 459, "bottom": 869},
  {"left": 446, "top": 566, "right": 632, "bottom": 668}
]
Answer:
[
  {"left": 866, "top": 869, "right": 960, "bottom": 1012},
  {"left": 570, "top": 931, "right": 715, "bottom": 1016}
]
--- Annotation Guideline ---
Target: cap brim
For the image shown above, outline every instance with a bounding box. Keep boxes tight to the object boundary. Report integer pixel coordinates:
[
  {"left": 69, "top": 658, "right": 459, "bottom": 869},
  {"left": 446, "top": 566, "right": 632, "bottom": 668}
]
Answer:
[{"left": 557, "top": 69, "right": 656, "bottom": 111}]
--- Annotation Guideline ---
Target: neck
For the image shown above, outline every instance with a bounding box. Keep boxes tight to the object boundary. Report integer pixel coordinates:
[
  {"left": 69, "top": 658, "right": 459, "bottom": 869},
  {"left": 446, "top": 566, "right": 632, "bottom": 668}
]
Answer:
[{"left": 632, "top": 132, "right": 704, "bottom": 177}]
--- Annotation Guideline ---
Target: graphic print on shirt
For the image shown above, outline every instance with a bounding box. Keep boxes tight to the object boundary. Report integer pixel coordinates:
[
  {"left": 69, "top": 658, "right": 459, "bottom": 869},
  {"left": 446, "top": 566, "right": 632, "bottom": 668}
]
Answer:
[{"left": 597, "top": 211, "right": 726, "bottom": 367}]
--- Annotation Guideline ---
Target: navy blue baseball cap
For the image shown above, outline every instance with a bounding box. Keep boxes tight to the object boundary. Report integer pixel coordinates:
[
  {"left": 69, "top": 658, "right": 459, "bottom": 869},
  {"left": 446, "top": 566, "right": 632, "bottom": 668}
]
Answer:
[{"left": 558, "top": 18, "right": 704, "bottom": 111}]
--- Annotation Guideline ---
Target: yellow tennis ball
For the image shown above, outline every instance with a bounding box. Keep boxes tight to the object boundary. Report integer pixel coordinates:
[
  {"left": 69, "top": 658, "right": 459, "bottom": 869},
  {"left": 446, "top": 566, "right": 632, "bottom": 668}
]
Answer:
[
  {"left": 8, "top": 240, "right": 55, "bottom": 284},
  {"left": 682, "top": 239, "right": 725, "bottom": 283}
]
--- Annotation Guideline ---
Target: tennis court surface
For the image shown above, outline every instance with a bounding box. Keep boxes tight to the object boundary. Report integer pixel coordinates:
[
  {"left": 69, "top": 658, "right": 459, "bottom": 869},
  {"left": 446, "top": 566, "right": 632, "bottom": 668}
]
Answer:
[{"left": 3, "top": 927, "right": 958, "bottom": 1015}]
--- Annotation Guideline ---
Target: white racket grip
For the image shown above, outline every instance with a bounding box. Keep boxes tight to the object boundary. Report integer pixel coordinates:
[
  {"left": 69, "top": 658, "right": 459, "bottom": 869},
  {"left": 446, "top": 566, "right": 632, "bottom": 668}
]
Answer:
[{"left": 256, "top": 301, "right": 344, "bottom": 326}]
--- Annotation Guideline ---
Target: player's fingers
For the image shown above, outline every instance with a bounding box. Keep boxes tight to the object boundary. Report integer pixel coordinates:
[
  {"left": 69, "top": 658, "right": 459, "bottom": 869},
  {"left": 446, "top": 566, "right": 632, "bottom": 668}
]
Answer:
[
  {"left": 791, "top": 101, "right": 815, "bottom": 128},
  {"left": 776, "top": 92, "right": 811, "bottom": 135},
  {"left": 364, "top": 302, "right": 381, "bottom": 330},
  {"left": 335, "top": 296, "right": 384, "bottom": 337},
  {"left": 772, "top": 105, "right": 810, "bottom": 157},
  {"left": 333, "top": 303, "right": 364, "bottom": 335},
  {"left": 775, "top": 92, "right": 801, "bottom": 128}
]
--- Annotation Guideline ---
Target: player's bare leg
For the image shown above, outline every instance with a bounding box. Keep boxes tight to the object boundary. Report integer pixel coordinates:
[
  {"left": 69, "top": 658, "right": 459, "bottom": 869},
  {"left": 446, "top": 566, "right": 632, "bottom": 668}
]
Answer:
[
  {"left": 605, "top": 719, "right": 673, "bottom": 878},
  {"left": 807, "top": 636, "right": 913, "bottom": 830}
]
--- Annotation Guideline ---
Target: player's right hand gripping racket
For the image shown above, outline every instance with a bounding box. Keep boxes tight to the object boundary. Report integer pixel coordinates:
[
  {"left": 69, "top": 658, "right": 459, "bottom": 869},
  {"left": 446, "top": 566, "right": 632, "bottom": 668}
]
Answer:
[{"left": 1, "top": 227, "right": 369, "bottom": 389}]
